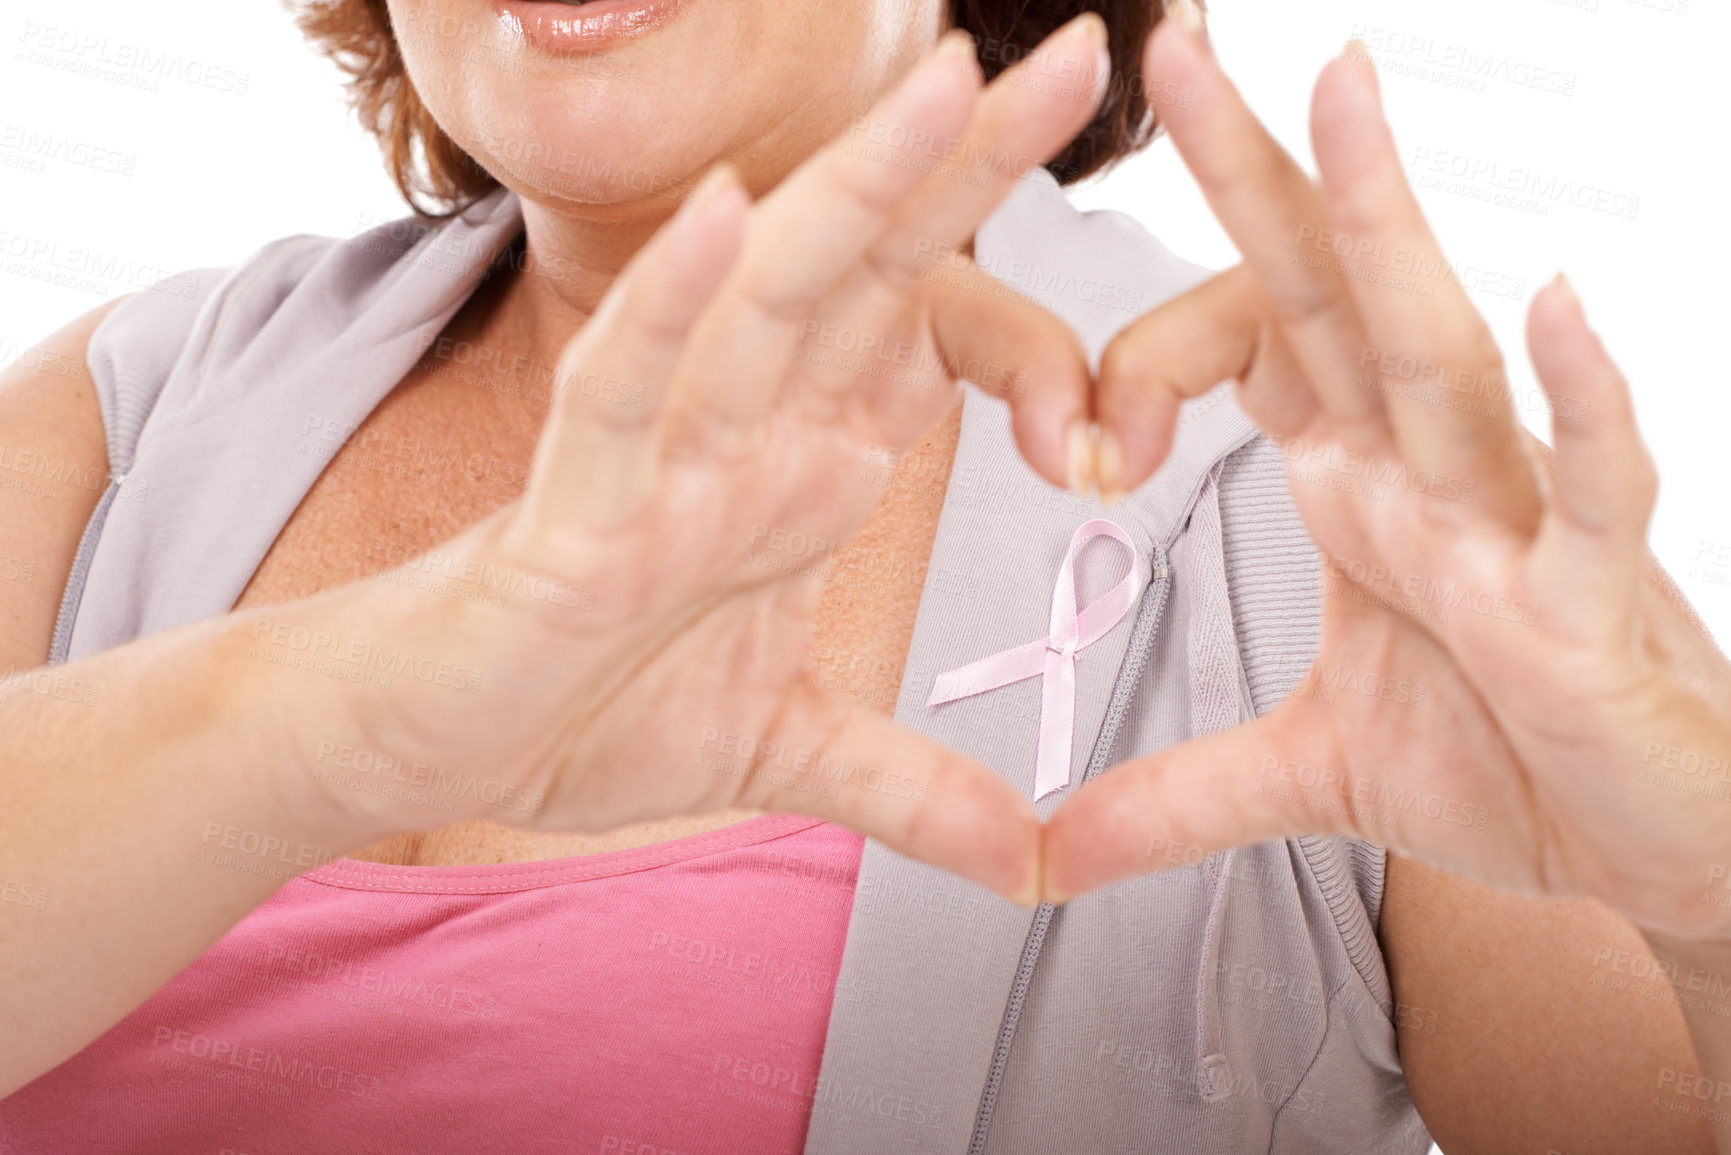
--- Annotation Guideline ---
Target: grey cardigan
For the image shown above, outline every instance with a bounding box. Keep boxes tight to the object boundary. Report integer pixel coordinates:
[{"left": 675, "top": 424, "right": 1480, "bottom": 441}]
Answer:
[{"left": 50, "top": 170, "right": 1430, "bottom": 1154}]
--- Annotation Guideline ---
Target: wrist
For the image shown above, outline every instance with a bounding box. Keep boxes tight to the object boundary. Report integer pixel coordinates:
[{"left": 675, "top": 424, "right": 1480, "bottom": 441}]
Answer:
[
  {"left": 219, "top": 592, "right": 420, "bottom": 849},
  {"left": 235, "top": 557, "right": 557, "bottom": 833}
]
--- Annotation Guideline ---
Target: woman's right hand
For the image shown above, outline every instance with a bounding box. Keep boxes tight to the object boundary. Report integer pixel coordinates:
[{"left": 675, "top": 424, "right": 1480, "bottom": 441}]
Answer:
[{"left": 265, "top": 16, "right": 1115, "bottom": 902}]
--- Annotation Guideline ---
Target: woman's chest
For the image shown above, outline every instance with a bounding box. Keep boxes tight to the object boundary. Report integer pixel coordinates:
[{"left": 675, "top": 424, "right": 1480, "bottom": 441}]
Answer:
[
  {"left": 233, "top": 362, "right": 961, "bottom": 864},
  {"left": 236, "top": 361, "right": 546, "bottom": 611}
]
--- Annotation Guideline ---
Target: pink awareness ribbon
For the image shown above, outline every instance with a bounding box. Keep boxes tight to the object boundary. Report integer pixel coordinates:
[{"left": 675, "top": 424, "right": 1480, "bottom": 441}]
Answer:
[{"left": 925, "top": 518, "right": 1146, "bottom": 801}]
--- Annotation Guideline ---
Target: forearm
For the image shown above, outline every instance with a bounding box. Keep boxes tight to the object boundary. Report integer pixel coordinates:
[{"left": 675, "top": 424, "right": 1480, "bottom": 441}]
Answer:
[{"left": 0, "top": 600, "right": 395, "bottom": 1097}]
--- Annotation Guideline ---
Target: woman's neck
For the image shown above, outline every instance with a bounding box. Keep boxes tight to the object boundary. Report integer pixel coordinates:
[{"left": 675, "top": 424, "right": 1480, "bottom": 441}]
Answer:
[{"left": 477, "top": 192, "right": 688, "bottom": 370}]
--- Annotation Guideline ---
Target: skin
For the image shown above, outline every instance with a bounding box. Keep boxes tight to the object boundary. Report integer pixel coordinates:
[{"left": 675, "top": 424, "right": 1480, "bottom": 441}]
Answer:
[
  {"left": 0, "top": 11, "right": 1107, "bottom": 1095},
  {"left": 1042, "top": 10, "right": 1731, "bottom": 1149},
  {"left": 0, "top": 0, "right": 1726, "bottom": 1149},
  {"left": 233, "top": 257, "right": 963, "bottom": 866}
]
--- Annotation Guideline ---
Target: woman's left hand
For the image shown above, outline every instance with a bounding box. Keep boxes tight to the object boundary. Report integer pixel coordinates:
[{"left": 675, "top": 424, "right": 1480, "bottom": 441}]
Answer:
[{"left": 1041, "top": 11, "right": 1731, "bottom": 946}]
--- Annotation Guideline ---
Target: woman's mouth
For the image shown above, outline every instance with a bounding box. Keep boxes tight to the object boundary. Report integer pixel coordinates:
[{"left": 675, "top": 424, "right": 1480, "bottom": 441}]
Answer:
[{"left": 493, "top": 0, "right": 692, "bottom": 55}]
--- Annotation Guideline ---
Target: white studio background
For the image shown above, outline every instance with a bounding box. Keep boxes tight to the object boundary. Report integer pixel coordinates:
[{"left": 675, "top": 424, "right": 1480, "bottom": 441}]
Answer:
[
  {"left": 2, "top": 0, "right": 1726, "bottom": 654},
  {"left": 0, "top": 1, "right": 1720, "bottom": 1150}
]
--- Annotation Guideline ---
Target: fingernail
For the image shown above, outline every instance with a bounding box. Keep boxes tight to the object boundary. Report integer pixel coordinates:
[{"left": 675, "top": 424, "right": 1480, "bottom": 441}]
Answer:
[
  {"left": 937, "top": 27, "right": 977, "bottom": 64},
  {"left": 1096, "top": 428, "right": 1126, "bottom": 506},
  {"left": 1067, "top": 9, "right": 1109, "bottom": 45},
  {"left": 1065, "top": 419, "right": 1097, "bottom": 496},
  {"left": 684, "top": 163, "right": 739, "bottom": 213},
  {"left": 1019, "top": 835, "right": 1050, "bottom": 908},
  {"left": 1072, "top": 11, "right": 1111, "bottom": 108},
  {"left": 1167, "top": 0, "right": 1205, "bottom": 38},
  {"left": 1554, "top": 272, "right": 1582, "bottom": 313},
  {"left": 1342, "top": 37, "right": 1381, "bottom": 98}
]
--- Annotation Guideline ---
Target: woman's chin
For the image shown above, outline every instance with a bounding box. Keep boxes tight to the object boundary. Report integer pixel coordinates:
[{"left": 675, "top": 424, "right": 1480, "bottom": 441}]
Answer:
[{"left": 468, "top": 117, "right": 708, "bottom": 209}]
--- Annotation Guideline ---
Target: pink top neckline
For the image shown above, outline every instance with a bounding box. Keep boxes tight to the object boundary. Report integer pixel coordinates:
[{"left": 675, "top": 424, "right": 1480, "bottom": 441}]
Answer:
[
  {"left": 302, "top": 812, "right": 823, "bottom": 895},
  {"left": 4, "top": 814, "right": 865, "bottom": 1154}
]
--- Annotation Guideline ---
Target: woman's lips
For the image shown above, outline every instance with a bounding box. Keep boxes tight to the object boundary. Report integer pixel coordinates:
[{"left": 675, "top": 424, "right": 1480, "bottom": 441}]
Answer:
[{"left": 492, "top": 0, "right": 691, "bottom": 55}]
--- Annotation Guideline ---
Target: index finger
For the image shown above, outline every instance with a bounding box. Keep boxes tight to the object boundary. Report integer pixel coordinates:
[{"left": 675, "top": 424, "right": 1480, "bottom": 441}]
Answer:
[
  {"left": 1150, "top": 17, "right": 1539, "bottom": 528},
  {"left": 1142, "top": 11, "right": 1387, "bottom": 448},
  {"left": 670, "top": 33, "right": 985, "bottom": 438},
  {"left": 1308, "top": 50, "right": 1542, "bottom": 531}
]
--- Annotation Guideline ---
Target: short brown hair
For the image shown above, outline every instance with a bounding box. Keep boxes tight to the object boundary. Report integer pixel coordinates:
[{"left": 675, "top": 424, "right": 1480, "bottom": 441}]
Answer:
[{"left": 290, "top": 0, "right": 1181, "bottom": 217}]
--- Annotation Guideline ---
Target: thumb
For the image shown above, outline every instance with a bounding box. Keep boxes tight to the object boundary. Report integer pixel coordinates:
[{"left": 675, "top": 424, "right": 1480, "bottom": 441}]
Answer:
[
  {"left": 1041, "top": 703, "right": 1352, "bottom": 902},
  {"left": 731, "top": 679, "right": 1044, "bottom": 905}
]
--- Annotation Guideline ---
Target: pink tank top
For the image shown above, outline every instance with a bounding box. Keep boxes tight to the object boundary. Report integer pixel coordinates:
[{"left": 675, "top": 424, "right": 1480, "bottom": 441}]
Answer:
[{"left": 0, "top": 815, "right": 866, "bottom": 1154}]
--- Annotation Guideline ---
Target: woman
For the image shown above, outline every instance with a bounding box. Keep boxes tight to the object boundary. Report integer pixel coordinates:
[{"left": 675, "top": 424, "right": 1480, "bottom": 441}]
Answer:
[{"left": 1, "top": 0, "right": 1728, "bottom": 1151}]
